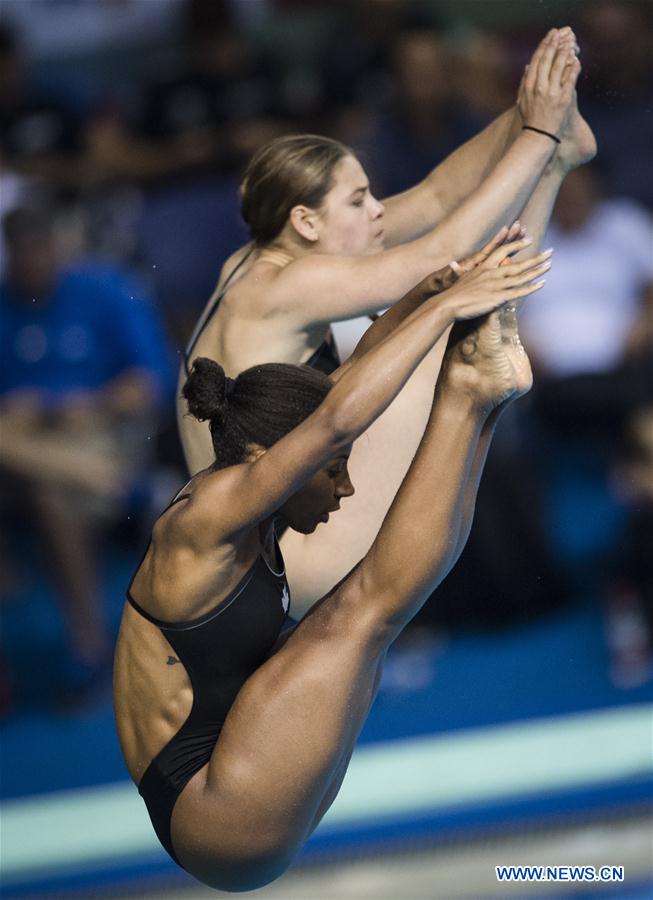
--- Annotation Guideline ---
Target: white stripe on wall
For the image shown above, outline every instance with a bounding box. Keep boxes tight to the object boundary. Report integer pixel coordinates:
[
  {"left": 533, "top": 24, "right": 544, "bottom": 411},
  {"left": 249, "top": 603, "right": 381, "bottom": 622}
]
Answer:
[{"left": 2, "top": 704, "right": 651, "bottom": 881}]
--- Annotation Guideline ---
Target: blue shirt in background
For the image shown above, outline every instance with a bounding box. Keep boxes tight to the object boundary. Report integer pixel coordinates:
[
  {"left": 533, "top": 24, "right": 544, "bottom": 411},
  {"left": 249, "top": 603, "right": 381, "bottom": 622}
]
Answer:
[{"left": 0, "top": 264, "right": 176, "bottom": 409}]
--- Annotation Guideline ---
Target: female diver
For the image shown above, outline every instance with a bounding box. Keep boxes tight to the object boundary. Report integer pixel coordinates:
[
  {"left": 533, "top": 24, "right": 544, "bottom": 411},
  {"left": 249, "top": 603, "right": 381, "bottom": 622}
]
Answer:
[
  {"left": 177, "top": 28, "right": 595, "bottom": 612},
  {"left": 115, "top": 232, "right": 551, "bottom": 890}
]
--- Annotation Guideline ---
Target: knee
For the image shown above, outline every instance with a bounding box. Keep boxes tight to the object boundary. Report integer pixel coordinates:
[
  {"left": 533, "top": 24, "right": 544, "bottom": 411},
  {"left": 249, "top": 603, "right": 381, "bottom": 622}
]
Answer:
[
  {"left": 173, "top": 783, "right": 301, "bottom": 892},
  {"left": 302, "top": 579, "right": 392, "bottom": 652},
  {"left": 184, "top": 842, "right": 295, "bottom": 892},
  {"left": 329, "top": 574, "right": 403, "bottom": 649},
  {"left": 199, "top": 861, "right": 291, "bottom": 893}
]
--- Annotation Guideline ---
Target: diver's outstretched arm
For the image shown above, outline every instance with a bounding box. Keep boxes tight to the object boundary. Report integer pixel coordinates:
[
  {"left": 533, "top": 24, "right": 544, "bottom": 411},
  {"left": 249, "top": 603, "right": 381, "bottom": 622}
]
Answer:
[
  {"left": 330, "top": 224, "right": 529, "bottom": 383},
  {"left": 381, "top": 26, "right": 582, "bottom": 247},
  {"left": 269, "top": 34, "right": 579, "bottom": 326},
  {"left": 382, "top": 107, "right": 521, "bottom": 247}
]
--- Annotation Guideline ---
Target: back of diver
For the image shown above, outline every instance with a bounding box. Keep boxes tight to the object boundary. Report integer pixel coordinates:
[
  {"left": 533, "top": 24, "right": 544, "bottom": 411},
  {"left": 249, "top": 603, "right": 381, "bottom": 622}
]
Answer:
[
  {"left": 182, "top": 247, "right": 341, "bottom": 377},
  {"left": 125, "top": 485, "right": 291, "bottom": 867}
]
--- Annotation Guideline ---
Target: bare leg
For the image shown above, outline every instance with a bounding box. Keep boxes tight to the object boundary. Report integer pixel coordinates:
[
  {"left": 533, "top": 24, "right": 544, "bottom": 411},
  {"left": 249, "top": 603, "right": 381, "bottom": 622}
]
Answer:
[
  {"left": 443, "top": 86, "right": 597, "bottom": 576},
  {"left": 33, "top": 485, "right": 109, "bottom": 665},
  {"left": 452, "top": 54, "right": 598, "bottom": 556},
  {"left": 307, "top": 650, "right": 387, "bottom": 831},
  {"left": 172, "top": 608, "right": 391, "bottom": 889},
  {"left": 512, "top": 38, "right": 596, "bottom": 263},
  {"left": 446, "top": 308, "right": 536, "bottom": 570}
]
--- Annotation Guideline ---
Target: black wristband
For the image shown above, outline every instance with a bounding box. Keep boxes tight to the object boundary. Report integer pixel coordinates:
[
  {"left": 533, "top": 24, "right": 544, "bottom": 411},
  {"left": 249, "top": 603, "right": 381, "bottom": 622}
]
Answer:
[{"left": 522, "top": 125, "right": 561, "bottom": 145}]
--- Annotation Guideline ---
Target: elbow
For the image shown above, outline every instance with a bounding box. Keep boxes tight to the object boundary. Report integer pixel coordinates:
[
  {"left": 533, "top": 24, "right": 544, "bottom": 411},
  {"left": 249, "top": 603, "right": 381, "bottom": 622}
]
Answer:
[{"left": 320, "top": 392, "right": 360, "bottom": 451}]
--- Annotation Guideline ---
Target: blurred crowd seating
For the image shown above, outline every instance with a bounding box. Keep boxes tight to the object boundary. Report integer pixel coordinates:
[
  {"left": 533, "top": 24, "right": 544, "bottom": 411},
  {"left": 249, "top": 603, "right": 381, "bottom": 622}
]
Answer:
[{"left": 1, "top": 0, "right": 651, "bottom": 710}]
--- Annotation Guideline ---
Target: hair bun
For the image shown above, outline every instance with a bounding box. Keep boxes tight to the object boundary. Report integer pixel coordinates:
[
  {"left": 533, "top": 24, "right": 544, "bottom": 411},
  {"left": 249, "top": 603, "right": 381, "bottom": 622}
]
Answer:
[{"left": 182, "top": 357, "right": 229, "bottom": 422}]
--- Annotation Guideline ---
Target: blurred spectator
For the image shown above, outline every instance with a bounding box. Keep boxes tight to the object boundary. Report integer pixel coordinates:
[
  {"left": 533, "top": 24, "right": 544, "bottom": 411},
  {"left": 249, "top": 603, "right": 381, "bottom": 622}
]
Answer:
[
  {"left": 414, "top": 405, "right": 573, "bottom": 633},
  {"left": 452, "top": 32, "right": 514, "bottom": 125},
  {"left": 72, "top": 8, "right": 287, "bottom": 220},
  {"left": 135, "top": 178, "right": 248, "bottom": 346},
  {"left": 534, "top": 287, "right": 652, "bottom": 687},
  {"left": 352, "top": 25, "right": 479, "bottom": 197},
  {"left": 607, "top": 404, "right": 653, "bottom": 688},
  {"left": 576, "top": 0, "right": 653, "bottom": 208},
  {"left": 0, "top": 0, "right": 185, "bottom": 64},
  {"left": 0, "top": 148, "right": 31, "bottom": 278},
  {"left": 514, "top": 160, "right": 652, "bottom": 680},
  {"left": 0, "top": 23, "right": 86, "bottom": 186},
  {"left": 412, "top": 164, "right": 652, "bottom": 635},
  {"left": 0, "top": 204, "right": 174, "bottom": 697},
  {"left": 320, "top": 0, "right": 406, "bottom": 117},
  {"left": 414, "top": 158, "right": 653, "bottom": 632},
  {"left": 520, "top": 164, "right": 653, "bottom": 379},
  {"left": 133, "top": 11, "right": 284, "bottom": 183},
  {"left": 85, "top": 8, "right": 277, "bottom": 343}
]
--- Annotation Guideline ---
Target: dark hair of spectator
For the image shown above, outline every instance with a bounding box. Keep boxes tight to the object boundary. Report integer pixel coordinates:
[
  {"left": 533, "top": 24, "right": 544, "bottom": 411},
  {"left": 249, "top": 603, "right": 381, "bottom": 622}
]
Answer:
[
  {"left": 183, "top": 357, "right": 332, "bottom": 468},
  {"left": 240, "top": 134, "right": 352, "bottom": 245},
  {"left": 2, "top": 206, "right": 55, "bottom": 245},
  {"left": 0, "top": 22, "right": 18, "bottom": 56}
]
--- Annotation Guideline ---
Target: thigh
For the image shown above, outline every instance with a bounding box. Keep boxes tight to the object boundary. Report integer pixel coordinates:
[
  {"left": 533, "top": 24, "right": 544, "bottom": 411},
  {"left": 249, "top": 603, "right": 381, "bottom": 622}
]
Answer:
[
  {"left": 308, "top": 649, "right": 387, "bottom": 831},
  {"left": 171, "top": 584, "right": 385, "bottom": 882}
]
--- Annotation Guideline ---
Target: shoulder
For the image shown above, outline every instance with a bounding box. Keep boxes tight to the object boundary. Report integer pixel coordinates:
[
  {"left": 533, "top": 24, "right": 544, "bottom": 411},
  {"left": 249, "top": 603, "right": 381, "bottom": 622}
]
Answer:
[
  {"left": 218, "top": 243, "right": 255, "bottom": 286},
  {"left": 160, "top": 465, "right": 255, "bottom": 546},
  {"left": 225, "top": 250, "right": 307, "bottom": 316},
  {"left": 263, "top": 252, "right": 340, "bottom": 306}
]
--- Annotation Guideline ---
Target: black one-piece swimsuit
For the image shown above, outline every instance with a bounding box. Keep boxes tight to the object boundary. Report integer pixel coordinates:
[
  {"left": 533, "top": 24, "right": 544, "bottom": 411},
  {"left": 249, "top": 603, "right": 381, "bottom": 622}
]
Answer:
[{"left": 126, "top": 503, "right": 292, "bottom": 866}]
